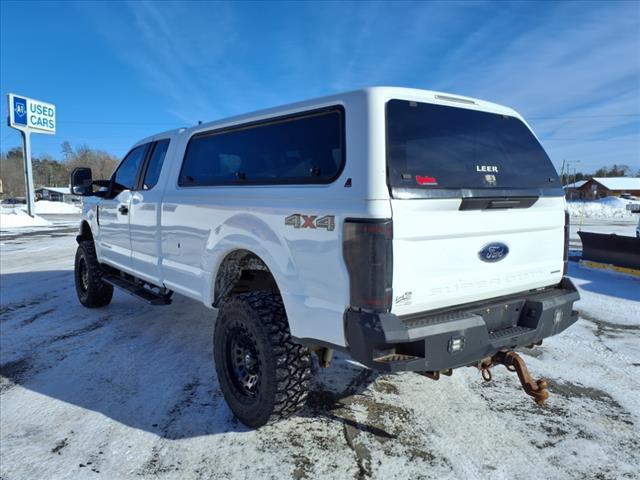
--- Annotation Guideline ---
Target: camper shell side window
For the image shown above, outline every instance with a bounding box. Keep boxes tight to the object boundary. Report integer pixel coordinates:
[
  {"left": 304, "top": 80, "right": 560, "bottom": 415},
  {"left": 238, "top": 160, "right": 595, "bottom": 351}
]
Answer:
[{"left": 178, "top": 106, "right": 345, "bottom": 187}]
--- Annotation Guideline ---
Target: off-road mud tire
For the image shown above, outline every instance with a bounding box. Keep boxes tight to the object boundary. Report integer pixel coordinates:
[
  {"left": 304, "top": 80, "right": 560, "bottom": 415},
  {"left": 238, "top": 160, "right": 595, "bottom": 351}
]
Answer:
[
  {"left": 74, "top": 240, "right": 113, "bottom": 308},
  {"left": 214, "top": 291, "right": 312, "bottom": 428}
]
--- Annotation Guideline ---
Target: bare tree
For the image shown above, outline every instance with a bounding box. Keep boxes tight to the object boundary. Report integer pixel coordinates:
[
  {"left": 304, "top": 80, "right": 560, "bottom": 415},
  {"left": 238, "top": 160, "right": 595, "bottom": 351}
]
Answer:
[
  {"left": 0, "top": 148, "right": 27, "bottom": 197},
  {"left": 594, "top": 164, "right": 632, "bottom": 177},
  {"left": 0, "top": 142, "right": 120, "bottom": 198},
  {"left": 66, "top": 144, "right": 119, "bottom": 180}
]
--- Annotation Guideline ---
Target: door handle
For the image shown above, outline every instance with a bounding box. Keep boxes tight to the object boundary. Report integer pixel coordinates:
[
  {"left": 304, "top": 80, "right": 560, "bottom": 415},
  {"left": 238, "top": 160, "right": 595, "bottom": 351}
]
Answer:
[{"left": 118, "top": 204, "right": 129, "bottom": 215}]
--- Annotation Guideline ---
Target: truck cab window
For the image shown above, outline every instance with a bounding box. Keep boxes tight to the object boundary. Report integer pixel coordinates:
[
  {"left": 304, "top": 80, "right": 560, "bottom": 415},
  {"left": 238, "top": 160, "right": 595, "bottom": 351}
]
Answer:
[
  {"left": 142, "top": 139, "right": 170, "bottom": 190},
  {"left": 113, "top": 144, "right": 148, "bottom": 190}
]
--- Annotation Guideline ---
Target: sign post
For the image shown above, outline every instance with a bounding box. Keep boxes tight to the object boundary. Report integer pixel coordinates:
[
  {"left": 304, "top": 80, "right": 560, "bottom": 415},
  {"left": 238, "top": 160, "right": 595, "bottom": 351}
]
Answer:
[
  {"left": 7, "top": 93, "right": 56, "bottom": 217},
  {"left": 21, "top": 130, "right": 35, "bottom": 217}
]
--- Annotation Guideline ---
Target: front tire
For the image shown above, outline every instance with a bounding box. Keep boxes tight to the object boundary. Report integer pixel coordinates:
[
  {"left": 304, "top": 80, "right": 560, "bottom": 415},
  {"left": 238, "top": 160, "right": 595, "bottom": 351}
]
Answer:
[
  {"left": 74, "top": 241, "right": 113, "bottom": 308},
  {"left": 214, "top": 291, "right": 312, "bottom": 428}
]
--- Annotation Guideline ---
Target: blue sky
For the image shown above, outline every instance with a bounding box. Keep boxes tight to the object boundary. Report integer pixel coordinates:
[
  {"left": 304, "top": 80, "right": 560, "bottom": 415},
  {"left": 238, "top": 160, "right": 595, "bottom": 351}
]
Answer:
[{"left": 1, "top": 0, "right": 639, "bottom": 173}]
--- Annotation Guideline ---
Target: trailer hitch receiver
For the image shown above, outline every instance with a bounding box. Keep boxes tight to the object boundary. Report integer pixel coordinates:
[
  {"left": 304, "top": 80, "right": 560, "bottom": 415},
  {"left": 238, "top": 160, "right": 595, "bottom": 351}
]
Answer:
[{"left": 489, "top": 351, "right": 549, "bottom": 405}]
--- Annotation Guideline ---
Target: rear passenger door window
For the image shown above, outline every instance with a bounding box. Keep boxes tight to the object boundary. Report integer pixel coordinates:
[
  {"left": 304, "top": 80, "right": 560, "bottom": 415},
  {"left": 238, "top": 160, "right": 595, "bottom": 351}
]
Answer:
[
  {"left": 179, "top": 106, "right": 344, "bottom": 186},
  {"left": 142, "top": 139, "right": 170, "bottom": 190}
]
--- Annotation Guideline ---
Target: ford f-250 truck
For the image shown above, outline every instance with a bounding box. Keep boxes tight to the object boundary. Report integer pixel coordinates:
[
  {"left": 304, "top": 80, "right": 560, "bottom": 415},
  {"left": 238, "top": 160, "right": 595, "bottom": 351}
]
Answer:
[{"left": 70, "top": 87, "right": 580, "bottom": 428}]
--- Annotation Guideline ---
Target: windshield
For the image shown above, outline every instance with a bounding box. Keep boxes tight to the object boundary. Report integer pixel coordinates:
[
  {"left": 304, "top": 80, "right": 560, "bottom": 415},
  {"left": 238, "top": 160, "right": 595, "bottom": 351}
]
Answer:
[{"left": 386, "top": 99, "right": 560, "bottom": 197}]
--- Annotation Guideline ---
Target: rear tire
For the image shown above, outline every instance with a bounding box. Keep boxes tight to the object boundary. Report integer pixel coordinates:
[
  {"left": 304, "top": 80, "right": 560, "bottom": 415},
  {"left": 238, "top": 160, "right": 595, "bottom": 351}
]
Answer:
[
  {"left": 74, "top": 241, "right": 113, "bottom": 308},
  {"left": 214, "top": 291, "right": 312, "bottom": 428}
]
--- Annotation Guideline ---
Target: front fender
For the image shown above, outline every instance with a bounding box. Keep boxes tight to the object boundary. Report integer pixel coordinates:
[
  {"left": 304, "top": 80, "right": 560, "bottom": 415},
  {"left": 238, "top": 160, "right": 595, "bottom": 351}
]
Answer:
[{"left": 77, "top": 201, "right": 98, "bottom": 238}]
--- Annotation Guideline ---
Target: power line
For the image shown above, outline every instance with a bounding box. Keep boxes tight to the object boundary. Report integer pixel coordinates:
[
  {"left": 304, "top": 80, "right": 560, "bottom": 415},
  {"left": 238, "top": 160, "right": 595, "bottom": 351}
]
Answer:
[
  {"left": 529, "top": 113, "right": 640, "bottom": 120},
  {"left": 55, "top": 115, "right": 640, "bottom": 124},
  {"left": 57, "top": 120, "right": 185, "bottom": 126},
  {"left": 544, "top": 137, "right": 640, "bottom": 142}
]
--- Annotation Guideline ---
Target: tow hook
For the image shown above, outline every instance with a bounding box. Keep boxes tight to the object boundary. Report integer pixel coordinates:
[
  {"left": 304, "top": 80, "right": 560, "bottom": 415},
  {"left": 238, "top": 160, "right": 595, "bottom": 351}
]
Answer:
[
  {"left": 478, "top": 358, "right": 493, "bottom": 382},
  {"left": 483, "top": 351, "right": 549, "bottom": 405}
]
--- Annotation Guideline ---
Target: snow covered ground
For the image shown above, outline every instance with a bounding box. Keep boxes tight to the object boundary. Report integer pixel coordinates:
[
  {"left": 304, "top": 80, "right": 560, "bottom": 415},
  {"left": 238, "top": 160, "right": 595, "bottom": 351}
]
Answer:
[
  {"left": 8, "top": 200, "right": 81, "bottom": 215},
  {"left": 1, "top": 205, "right": 80, "bottom": 237},
  {"left": 1, "top": 229, "right": 639, "bottom": 480},
  {"left": 27, "top": 200, "right": 81, "bottom": 215},
  {"left": 0, "top": 209, "right": 51, "bottom": 229},
  {"left": 567, "top": 197, "right": 638, "bottom": 220}
]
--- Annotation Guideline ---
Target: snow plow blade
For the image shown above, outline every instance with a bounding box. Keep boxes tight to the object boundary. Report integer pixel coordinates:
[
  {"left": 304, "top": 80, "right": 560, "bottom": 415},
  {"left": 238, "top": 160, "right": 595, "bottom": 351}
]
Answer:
[{"left": 578, "top": 231, "right": 640, "bottom": 271}]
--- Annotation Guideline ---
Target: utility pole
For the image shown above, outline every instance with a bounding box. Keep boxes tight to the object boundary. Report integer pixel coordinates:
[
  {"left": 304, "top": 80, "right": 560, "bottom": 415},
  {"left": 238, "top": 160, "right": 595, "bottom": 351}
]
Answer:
[
  {"left": 560, "top": 159, "right": 567, "bottom": 185},
  {"left": 566, "top": 160, "right": 581, "bottom": 186}
]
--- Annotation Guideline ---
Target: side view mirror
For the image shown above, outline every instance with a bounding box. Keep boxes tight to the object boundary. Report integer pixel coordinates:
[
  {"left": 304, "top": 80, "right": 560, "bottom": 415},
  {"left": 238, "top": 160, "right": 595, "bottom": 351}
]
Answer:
[{"left": 70, "top": 167, "right": 93, "bottom": 196}]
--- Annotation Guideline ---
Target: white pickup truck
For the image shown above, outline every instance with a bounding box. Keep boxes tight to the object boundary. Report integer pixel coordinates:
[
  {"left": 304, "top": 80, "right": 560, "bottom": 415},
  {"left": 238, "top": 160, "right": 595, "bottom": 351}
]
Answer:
[{"left": 71, "top": 87, "right": 579, "bottom": 427}]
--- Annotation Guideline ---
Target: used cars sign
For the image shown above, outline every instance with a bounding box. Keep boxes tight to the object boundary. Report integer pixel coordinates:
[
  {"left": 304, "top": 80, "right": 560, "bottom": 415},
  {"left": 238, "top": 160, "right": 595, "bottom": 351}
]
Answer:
[
  {"left": 7, "top": 93, "right": 57, "bottom": 217},
  {"left": 8, "top": 93, "right": 56, "bottom": 134}
]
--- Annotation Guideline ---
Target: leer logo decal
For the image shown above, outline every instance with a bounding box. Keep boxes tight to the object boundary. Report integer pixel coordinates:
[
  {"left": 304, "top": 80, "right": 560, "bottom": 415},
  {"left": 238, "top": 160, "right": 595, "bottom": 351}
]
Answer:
[
  {"left": 476, "top": 165, "right": 499, "bottom": 172},
  {"left": 285, "top": 214, "right": 335, "bottom": 231}
]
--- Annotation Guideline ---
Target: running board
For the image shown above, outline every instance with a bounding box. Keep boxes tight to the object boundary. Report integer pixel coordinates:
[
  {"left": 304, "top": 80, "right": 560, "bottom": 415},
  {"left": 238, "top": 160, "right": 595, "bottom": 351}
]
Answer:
[{"left": 102, "top": 275, "right": 172, "bottom": 305}]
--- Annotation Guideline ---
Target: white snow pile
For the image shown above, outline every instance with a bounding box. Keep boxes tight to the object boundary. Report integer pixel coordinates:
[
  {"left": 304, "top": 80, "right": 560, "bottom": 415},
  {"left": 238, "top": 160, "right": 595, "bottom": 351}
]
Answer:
[
  {"left": 597, "top": 196, "right": 634, "bottom": 208},
  {"left": 568, "top": 196, "right": 638, "bottom": 219},
  {"left": 22, "top": 200, "right": 81, "bottom": 214},
  {"left": 0, "top": 209, "right": 51, "bottom": 229}
]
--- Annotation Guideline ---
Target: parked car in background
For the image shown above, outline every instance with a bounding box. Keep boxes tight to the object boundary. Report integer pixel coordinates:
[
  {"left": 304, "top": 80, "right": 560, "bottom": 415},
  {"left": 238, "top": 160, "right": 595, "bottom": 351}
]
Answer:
[{"left": 1, "top": 197, "right": 27, "bottom": 206}]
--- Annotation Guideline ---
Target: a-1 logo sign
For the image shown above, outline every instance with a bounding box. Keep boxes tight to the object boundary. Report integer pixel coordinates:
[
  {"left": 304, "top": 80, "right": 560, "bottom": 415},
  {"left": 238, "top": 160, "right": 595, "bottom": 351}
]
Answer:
[
  {"left": 13, "top": 97, "right": 27, "bottom": 126},
  {"left": 7, "top": 93, "right": 56, "bottom": 134},
  {"left": 285, "top": 214, "right": 335, "bottom": 231}
]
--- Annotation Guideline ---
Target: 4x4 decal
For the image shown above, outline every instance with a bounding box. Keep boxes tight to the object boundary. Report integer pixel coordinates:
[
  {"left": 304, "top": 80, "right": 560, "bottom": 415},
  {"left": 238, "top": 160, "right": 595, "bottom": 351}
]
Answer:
[{"left": 285, "top": 214, "right": 335, "bottom": 231}]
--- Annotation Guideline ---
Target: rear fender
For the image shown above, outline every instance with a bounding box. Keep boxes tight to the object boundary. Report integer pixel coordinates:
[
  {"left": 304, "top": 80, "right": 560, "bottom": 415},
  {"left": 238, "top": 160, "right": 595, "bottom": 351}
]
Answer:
[{"left": 202, "top": 213, "right": 302, "bottom": 329}]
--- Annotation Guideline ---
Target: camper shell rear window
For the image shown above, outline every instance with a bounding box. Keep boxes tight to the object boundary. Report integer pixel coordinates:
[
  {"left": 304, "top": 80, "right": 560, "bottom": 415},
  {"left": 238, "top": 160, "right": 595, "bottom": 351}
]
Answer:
[{"left": 386, "top": 99, "right": 562, "bottom": 199}]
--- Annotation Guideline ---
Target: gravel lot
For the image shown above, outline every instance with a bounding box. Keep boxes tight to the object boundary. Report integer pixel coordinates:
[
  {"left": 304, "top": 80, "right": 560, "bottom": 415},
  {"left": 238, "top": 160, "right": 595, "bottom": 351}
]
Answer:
[{"left": 1, "top": 228, "right": 638, "bottom": 480}]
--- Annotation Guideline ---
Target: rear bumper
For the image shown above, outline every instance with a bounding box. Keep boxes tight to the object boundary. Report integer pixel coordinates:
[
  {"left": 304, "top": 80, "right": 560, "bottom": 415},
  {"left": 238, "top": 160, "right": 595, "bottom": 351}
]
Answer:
[{"left": 344, "top": 277, "right": 580, "bottom": 372}]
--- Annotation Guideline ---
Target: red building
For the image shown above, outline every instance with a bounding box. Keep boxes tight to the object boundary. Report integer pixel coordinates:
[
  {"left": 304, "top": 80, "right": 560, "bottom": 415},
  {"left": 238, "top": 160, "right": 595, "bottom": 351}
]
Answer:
[{"left": 567, "top": 177, "right": 640, "bottom": 200}]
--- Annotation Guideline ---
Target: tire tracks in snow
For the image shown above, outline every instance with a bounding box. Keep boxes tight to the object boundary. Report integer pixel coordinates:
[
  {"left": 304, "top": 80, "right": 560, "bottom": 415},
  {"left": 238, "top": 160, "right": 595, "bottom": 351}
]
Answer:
[
  {"left": 136, "top": 379, "right": 223, "bottom": 477},
  {"left": 304, "top": 367, "right": 451, "bottom": 479},
  {"left": 577, "top": 310, "right": 640, "bottom": 335},
  {"left": 0, "top": 293, "right": 58, "bottom": 321},
  {"left": 0, "top": 316, "right": 111, "bottom": 394}
]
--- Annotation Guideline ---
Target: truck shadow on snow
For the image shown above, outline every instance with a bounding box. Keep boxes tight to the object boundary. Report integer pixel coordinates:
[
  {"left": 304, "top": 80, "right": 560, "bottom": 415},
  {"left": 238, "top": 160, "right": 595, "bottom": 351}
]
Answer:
[{"left": 0, "top": 269, "right": 384, "bottom": 439}]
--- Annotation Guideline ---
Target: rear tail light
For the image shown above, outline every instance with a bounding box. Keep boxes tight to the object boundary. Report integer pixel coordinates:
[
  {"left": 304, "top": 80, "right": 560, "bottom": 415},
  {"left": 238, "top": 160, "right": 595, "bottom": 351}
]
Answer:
[
  {"left": 343, "top": 219, "right": 393, "bottom": 312},
  {"left": 563, "top": 210, "right": 569, "bottom": 274}
]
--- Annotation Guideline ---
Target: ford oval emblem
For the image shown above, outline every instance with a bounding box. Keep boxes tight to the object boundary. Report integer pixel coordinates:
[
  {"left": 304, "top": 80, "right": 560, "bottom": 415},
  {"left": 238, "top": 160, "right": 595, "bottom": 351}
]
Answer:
[{"left": 479, "top": 242, "right": 509, "bottom": 263}]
